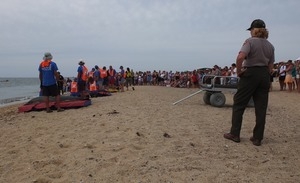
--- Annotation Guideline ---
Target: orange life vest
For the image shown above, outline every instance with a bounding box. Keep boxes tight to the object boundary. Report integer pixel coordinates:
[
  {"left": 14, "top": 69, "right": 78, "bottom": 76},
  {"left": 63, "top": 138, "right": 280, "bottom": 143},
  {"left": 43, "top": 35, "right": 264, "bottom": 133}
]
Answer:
[
  {"left": 81, "top": 65, "right": 89, "bottom": 81},
  {"left": 108, "top": 69, "right": 115, "bottom": 77},
  {"left": 100, "top": 69, "right": 107, "bottom": 78},
  {"left": 88, "top": 71, "right": 94, "bottom": 78},
  {"left": 71, "top": 81, "right": 78, "bottom": 93},
  {"left": 40, "top": 60, "right": 51, "bottom": 68},
  {"left": 89, "top": 81, "right": 97, "bottom": 91}
]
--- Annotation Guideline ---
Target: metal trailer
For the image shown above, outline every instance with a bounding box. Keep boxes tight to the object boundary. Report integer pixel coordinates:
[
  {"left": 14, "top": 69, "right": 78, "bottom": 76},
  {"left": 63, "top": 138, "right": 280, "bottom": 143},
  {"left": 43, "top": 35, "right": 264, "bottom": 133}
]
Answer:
[
  {"left": 199, "top": 75, "right": 239, "bottom": 107},
  {"left": 173, "top": 75, "right": 254, "bottom": 107}
]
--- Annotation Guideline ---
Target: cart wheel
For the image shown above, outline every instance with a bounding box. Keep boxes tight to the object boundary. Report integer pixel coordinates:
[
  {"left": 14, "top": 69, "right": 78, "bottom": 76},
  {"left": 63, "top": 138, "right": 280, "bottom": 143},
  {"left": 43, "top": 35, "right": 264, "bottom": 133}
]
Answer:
[
  {"left": 203, "top": 92, "right": 212, "bottom": 105},
  {"left": 210, "top": 92, "right": 226, "bottom": 107}
]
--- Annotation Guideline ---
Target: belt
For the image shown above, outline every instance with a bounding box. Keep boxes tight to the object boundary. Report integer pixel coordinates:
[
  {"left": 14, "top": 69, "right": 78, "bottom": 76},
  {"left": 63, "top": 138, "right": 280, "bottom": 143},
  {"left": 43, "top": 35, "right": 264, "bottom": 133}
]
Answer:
[{"left": 244, "top": 66, "right": 268, "bottom": 68}]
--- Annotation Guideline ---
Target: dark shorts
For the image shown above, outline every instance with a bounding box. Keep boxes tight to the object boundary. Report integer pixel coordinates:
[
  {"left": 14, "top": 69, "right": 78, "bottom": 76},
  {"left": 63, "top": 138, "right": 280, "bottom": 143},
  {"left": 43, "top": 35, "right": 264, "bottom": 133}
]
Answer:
[
  {"left": 42, "top": 84, "right": 59, "bottom": 96},
  {"left": 109, "top": 77, "right": 115, "bottom": 85},
  {"left": 279, "top": 75, "right": 285, "bottom": 81},
  {"left": 103, "top": 78, "right": 108, "bottom": 86},
  {"left": 270, "top": 75, "right": 274, "bottom": 82},
  {"left": 78, "top": 80, "right": 86, "bottom": 92}
]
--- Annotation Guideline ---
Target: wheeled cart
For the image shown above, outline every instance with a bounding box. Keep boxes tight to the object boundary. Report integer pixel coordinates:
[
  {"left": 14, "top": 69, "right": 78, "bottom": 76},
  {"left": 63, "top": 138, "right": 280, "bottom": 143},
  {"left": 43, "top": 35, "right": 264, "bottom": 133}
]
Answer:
[
  {"left": 200, "top": 75, "right": 239, "bottom": 107},
  {"left": 173, "top": 75, "right": 255, "bottom": 107}
]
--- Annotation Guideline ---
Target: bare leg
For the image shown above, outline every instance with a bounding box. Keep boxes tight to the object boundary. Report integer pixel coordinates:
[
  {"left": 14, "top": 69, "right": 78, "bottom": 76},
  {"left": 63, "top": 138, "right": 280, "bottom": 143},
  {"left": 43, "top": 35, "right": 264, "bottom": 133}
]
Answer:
[
  {"left": 56, "top": 95, "right": 64, "bottom": 112},
  {"left": 45, "top": 96, "right": 52, "bottom": 112}
]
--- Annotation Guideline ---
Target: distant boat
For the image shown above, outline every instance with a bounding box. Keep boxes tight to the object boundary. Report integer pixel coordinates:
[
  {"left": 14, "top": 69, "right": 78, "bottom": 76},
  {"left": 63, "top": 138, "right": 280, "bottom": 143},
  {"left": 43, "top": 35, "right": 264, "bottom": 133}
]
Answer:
[{"left": 0, "top": 80, "right": 9, "bottom": 82}]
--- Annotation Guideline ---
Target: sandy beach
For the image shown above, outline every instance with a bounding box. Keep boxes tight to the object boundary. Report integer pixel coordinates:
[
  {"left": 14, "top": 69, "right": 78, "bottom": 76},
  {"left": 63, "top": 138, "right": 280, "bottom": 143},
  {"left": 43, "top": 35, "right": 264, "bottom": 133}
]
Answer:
[{"left": 0, "top": 83, "right": 299, "bottom": 183}]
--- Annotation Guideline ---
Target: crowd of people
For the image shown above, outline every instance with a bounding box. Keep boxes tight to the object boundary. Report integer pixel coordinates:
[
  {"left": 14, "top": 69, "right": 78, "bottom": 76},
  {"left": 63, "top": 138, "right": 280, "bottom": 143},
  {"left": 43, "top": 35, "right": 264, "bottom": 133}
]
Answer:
[{"left": 56, "top": 59, "right": 300, "bottom": 96}]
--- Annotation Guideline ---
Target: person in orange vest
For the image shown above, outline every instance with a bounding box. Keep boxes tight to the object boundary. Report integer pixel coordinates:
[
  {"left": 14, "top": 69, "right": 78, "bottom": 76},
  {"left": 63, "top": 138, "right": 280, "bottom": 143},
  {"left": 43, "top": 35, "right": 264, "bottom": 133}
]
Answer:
[
  {"left": 87, "top": 68, "right": 95, "bottom": 91},
  {"left": 88, "top": 77, "right": 98, "bottom": 97},
  {"left": 102, "top": 66, "right": 109, "bottom": 90},
  {"left": 70, "top": 78, "right": 79, "bottom": 97},
  {"left": 107, "top": 65, "right": 116, "bottom": 89},
  {"left": 88, "top": 68, "right": 95, "bottom": 79},
  {"left": 98, "top": 65, "right": 108, "bottom": 90},
  {"left": 77, "top": 59, "right": 89, "bottom": 98},
  {"left": 94, "top": 65, "right": 101, "bottom": 90}
]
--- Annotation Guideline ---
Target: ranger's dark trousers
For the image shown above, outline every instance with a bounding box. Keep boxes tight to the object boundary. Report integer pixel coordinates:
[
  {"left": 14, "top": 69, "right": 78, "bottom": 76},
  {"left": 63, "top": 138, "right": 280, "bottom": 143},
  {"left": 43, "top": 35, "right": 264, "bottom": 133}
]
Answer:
[{"left": 230, "top": 67, "right": 270, "bottom": 140}]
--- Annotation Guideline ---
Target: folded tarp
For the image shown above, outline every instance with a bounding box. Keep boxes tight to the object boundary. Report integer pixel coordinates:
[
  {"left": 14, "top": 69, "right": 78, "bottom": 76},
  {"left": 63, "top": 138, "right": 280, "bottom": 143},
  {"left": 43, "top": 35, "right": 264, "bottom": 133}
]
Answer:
[{"left": 18, "top": 96, "right": 91, "bottom": 113}]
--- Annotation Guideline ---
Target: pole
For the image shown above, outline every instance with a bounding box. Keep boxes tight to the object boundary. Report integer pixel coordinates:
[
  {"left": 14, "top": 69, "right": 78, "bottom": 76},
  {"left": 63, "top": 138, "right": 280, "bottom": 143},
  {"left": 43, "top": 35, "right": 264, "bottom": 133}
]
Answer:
[{"left": 172, "top": 90, "right": 203, "bottom": 105}]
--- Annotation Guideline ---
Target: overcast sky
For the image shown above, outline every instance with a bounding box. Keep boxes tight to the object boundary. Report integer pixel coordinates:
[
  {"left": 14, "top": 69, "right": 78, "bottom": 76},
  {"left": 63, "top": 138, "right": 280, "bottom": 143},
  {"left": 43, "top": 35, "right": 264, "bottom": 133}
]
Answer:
[{"left": 0, "top": 0, "right": 299, "bottom": 77}]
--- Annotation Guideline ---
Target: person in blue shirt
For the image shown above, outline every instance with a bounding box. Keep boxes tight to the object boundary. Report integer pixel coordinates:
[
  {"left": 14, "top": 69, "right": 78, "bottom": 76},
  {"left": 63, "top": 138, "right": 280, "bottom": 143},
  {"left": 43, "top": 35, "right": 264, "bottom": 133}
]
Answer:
[{"left": 38, "top": 52, "right": 64, "bottom": 113}]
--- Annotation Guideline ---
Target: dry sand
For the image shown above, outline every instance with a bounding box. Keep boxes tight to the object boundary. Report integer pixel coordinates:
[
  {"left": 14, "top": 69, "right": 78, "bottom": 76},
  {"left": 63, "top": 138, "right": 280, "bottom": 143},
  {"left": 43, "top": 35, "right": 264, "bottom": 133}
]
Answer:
[{"left": 0, "top": 83, "right": 299, "bottom": 183}]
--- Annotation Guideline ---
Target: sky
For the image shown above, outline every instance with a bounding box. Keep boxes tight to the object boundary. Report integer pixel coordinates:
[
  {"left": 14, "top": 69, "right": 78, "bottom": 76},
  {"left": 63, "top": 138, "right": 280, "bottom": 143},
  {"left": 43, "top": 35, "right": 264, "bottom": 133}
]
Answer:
[{"left": 0, "top": 0, "right": 299, "bottom": 77}]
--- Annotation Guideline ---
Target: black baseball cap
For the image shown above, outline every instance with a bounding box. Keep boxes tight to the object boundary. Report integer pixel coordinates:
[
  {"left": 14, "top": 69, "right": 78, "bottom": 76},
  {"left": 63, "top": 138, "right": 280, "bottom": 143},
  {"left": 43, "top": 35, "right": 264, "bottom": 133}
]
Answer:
[{"left": 247, "top": 19, "right": 266, "bottom": 31}]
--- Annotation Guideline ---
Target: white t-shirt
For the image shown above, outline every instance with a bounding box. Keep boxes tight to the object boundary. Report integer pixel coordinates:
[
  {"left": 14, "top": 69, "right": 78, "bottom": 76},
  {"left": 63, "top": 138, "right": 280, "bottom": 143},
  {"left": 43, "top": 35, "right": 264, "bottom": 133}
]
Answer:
[
  {"left": 279, "top": 65, "right": 286, "bottom": 76},
  {"left": 231, "top": 68, "right": 237, "bottom": 77}
]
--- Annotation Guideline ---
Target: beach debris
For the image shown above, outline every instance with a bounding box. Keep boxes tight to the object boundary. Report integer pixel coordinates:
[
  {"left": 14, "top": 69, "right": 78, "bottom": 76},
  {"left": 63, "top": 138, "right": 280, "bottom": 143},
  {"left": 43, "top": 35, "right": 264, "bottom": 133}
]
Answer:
[
  {"left": 262, "top": 159, "right": 270, "bottom": 163},
  {"left": 84, "top": 144, "right": 95, "bottom": 149},
  {"left": 190, "top": 142, "right": 195, "bottom": 147},
  {"left": 107, "top": 110, "right": 119, "bottom": 115},
  {"left": 136, "top": 132, "right": 145, "bottom": 137},
  {"left": 163, "top": 132, "right": 171, "bottom": 138}
]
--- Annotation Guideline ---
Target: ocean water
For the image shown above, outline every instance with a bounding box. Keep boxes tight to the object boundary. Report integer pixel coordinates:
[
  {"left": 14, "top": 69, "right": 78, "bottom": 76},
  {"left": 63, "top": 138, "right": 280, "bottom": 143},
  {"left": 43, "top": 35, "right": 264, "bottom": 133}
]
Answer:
[{"left": 0, "top": 77, "right": 40, "bottom": 106}]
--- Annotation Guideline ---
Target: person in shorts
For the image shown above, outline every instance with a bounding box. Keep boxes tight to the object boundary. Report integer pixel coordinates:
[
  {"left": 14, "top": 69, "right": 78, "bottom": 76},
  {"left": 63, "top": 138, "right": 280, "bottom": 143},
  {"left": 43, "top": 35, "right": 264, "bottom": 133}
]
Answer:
[{"left": 38, "top": 52, "right": 64, "bottom": 113}]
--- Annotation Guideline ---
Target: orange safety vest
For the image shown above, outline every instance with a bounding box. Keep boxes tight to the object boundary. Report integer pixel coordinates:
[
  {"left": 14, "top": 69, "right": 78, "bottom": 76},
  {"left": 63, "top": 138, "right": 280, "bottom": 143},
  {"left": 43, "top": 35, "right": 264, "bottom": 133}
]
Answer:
[
  {"left": 71, "top": 81, "right": 78, "bottom": 93},
  {"left": 40, "top": 60, "right": 51, "bottom": 68},
  {"left": 81, "top": 65, "right": 88, "bottom": 81},
  {"left": 89, "top": 81, "right": 97, "bottom": 91},
  {"left": 108, "top": 69, "right": 115, "bottom": 77},
  {"left": 88, "top": 71, "right": 94, "bottom": 78},
  {"left": 100, "top": 69, "right": 107, "bottom": 78}
]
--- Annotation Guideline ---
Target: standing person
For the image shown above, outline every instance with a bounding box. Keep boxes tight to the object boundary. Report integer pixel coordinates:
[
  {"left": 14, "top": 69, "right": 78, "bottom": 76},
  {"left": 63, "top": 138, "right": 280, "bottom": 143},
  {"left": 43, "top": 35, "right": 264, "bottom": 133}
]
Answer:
[
  {"left": 57, "top": 71, "right": 65, "bottom": 95},
  {"left": 101, "top": 66, "right": 108, "bottom": 90},
  {"left": 107, "top": 65, "right": 116, "bottom": 89},
  {"left": 291, "top": 62, "right": 297, "bottom": 91},
  {"left": 281, "top": 60, "right": 294, "bottom": 92},
  {"left": 119, "top": 66, "right": 126, "bottom": 92},
  {"left": 126, "top": 67, "right": 135, "bottom": 90},
  {"left": 229, "top": 63, "right": 238, "bottom": 85},
  {"left": 131, "top": 69, "right": 135, "bottom": 86},
  {"left": 93, "top": 65, "right": 101, "bottom": 90},
  {"left": 296, "top": 59, "right": 300, "bottom": 93},
  {"left": 224, "top": 19, "right": 275, "bottom": 146},
  {"left": 77, "top": 59, "right": 89, "bottom": 98},
  {"left": 230, "top": 63, "right": 237, "bottom": 77},
  {"left": 278, "top": 62, "right": 286, "bottom": 91},
  {"left": 38, "top": 52, "right": 64, "bottom": 113},
  {"left": 66, "top": 77, "right": 72, "bottom": 92}
]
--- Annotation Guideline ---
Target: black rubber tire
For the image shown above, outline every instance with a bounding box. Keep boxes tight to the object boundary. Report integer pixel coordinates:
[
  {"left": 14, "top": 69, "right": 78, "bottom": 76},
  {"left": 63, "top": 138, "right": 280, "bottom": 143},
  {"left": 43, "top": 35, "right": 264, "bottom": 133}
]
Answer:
[
  {"left": 203, "top": 92, "right": 212, "bottom": 105},
  {"left": 210, "top": 92, "right": 226, "bottom": 107}
]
